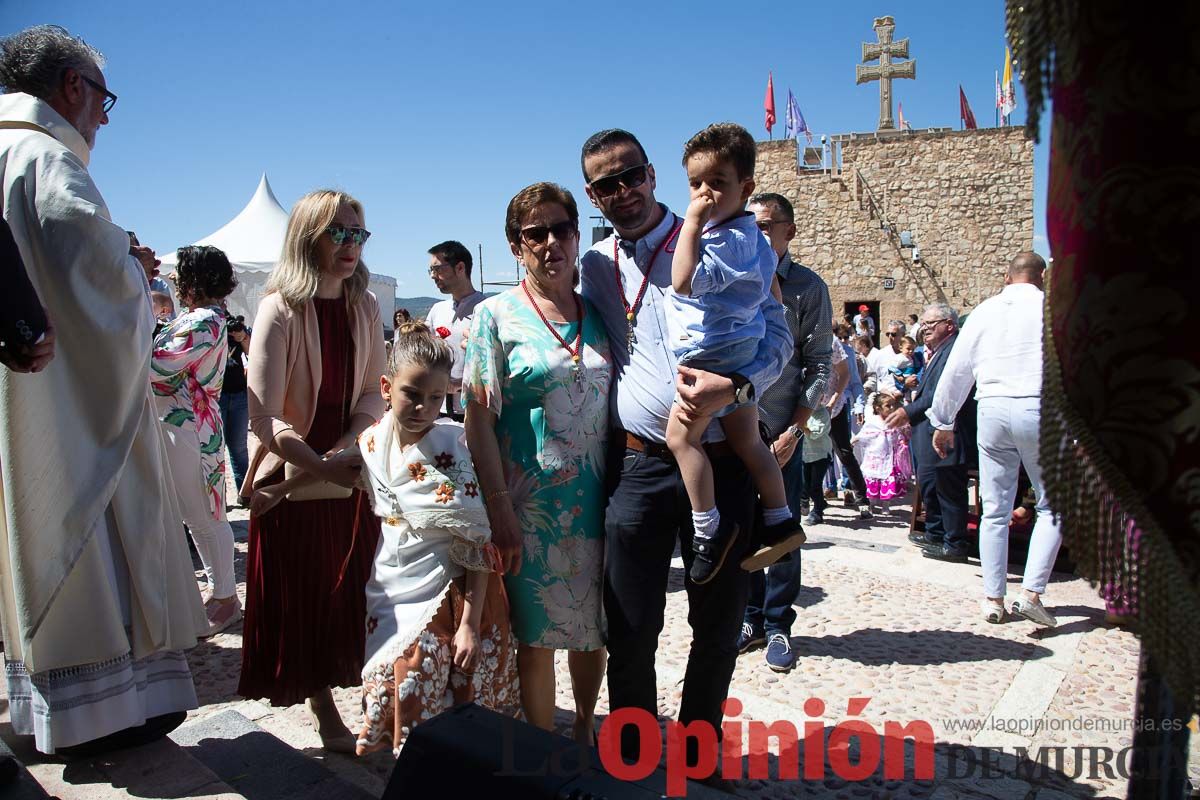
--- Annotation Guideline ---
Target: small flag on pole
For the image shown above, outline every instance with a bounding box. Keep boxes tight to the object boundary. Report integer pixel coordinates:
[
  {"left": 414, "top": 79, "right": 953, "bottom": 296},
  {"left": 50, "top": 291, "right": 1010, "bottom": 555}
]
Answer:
[
  {"left": 785, "top": 90, "right": 813, "bottom": 144},
  {"left": 995, "top": 70, "right": 1004, "bottom": 126},
  {"left": 897, "top": 102, "right": 909, "bottom": 132},
  {"left": 764, "top": 72, "right": 776, "bottom": 138},
  {"left": 959, "top": 85, "right": 978, "bottom": 130},
  {"left": 1001, "top": 47, "right": 1017, "bottom": 118}
]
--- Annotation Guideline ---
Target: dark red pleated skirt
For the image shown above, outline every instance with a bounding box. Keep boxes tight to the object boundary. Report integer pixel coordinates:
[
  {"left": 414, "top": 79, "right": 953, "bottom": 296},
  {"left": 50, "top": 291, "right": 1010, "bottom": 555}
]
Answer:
[{"left": 237, "top": 297, "right": 381, "bottom": 706}]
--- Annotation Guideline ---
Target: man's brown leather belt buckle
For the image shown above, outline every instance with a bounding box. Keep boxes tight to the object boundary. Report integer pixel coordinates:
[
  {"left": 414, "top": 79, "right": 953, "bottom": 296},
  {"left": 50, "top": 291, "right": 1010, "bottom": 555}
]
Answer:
[
  {"left": 622, "top": 430, "right": 732, "bottom": 461},
  {"left": 623, "top": 430, "right": 673, "bottom": 461}
]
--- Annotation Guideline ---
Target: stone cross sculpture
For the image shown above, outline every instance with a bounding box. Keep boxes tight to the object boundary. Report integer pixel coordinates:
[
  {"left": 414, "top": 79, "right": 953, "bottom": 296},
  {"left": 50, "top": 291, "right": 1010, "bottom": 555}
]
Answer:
[{"left": 855, "top": 16, "right": 916, "bottom": 130}]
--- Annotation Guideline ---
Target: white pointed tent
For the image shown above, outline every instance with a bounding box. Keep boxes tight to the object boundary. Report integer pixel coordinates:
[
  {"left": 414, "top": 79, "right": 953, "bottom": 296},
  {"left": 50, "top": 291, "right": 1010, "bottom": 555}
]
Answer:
[{"left": 160, "top": 175, "right": 395, "bottom": 325}]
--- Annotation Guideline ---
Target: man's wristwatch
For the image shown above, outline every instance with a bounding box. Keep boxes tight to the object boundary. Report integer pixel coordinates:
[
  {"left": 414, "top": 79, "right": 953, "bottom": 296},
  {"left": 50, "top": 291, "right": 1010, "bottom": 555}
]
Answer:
[
  {"left": 730, "top": 373, "right": 755, "bottom": 405},
  {"left": 787, "top": 424, "right": 803, "bottom": 442}
]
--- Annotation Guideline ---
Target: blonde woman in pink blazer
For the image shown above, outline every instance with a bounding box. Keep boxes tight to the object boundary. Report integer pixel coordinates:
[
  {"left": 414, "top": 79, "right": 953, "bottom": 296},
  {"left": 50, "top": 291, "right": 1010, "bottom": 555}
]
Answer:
[{"left": 237, "top": 189, "right": 386, "bottom": 753}]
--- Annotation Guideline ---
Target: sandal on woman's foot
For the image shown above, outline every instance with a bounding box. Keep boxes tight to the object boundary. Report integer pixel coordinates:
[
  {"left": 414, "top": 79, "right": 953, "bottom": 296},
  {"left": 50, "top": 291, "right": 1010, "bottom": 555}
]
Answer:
[
  {"left": 573, "top": 719, "right": 597, "bottom": 748},
  {"left": 306, "top": 698, "right": 357, "bottom": 753},
  {"left": 203, "top": 597, "right": 242, "bottom": 637}
]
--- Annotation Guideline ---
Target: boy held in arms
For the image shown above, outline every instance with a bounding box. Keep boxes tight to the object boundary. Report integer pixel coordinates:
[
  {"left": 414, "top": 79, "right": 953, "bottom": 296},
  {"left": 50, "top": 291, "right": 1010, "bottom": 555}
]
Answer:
[{"left": 667, "top": 122, "right": 804, "bottom": 585}]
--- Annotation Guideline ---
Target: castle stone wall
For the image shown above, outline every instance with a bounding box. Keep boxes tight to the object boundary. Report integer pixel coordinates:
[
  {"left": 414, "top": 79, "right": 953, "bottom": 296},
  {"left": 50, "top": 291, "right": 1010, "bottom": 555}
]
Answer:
[{"left": 755, "top": 126, "right": 1034, "bottom": 330}]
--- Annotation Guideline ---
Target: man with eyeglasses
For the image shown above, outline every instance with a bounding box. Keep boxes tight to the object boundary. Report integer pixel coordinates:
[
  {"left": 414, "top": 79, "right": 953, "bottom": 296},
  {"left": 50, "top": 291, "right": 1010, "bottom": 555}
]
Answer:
[
  {"left": 885, "top": 303, "right": 977, "bottom": 563},
  {"left": 423, "top": 240, "right": 484, "bottom": 421},
  {"left": 0, "top": 26, "right": 205, "bottom": 755},
  {"left": 738, "top": 191, "right": 836, "bottom": 673},
  {"left": 578, "top": 129, "right": 791, "bottom": 781}
]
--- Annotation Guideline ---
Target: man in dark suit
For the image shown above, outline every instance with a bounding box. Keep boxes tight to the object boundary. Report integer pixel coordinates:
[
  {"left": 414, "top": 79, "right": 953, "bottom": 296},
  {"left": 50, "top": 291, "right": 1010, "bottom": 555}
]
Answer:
[{"left": 885, "top": 303, "right": 976, "bottom": 561}]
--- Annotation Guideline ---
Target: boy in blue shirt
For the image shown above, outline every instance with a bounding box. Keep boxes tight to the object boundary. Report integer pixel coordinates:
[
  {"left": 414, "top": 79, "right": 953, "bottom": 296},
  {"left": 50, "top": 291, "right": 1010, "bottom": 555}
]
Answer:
[{"left": 667, "top": 123, "right": 804, "bottom": 584}]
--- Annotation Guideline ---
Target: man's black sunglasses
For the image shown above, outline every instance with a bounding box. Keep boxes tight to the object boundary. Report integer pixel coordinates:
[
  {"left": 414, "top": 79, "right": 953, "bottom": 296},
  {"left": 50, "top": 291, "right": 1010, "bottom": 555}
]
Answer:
[
  {"left": 80, "top": 75, "right": 117, "bottom": 113},
  {"left": 588, "top": 164, "right": 650, "bottom": 198}
]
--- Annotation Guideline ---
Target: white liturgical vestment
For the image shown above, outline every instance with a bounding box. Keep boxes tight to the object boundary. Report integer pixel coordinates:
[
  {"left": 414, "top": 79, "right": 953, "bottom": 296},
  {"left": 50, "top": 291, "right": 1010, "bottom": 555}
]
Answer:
[{"left": 0, "top": 92, "right": 205, "bottom": 751}]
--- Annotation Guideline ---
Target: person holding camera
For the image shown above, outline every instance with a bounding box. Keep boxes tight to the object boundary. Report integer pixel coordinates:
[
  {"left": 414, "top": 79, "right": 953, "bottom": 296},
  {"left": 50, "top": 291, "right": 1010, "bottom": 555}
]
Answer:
[
  {"left": 221, "top": 307, "right": 251, "bottom": 497},
  {"left": 152, "top": 245, "right": 242, "bottom": 635}
]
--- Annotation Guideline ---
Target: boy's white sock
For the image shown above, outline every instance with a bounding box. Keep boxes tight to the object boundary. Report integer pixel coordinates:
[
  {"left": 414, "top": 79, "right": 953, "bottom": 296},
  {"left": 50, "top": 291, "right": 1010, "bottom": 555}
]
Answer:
[
  {"left": 692, "top": 508, "right": 720, "bottom": 541},
  {"left": 762, "top": 505, "right": 791, "bottom": 526}
]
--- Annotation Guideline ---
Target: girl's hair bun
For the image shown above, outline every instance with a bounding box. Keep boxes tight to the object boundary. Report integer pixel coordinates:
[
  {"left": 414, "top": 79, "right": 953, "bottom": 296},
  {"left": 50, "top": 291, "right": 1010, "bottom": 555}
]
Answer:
[{"left": 388, "top": 320, "right": 453, "bottom": 375}]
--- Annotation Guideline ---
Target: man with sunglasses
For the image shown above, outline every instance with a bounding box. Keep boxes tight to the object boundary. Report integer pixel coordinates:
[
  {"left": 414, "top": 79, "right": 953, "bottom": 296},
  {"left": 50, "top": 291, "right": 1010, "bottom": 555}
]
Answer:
[
  {"left": 0, "top": 26, "right": 204, "bottom": 756},
  {"left": 424, "top": 240, "right": 484, "bottom": 421},
  {"left": 578, "top": 129, "right": 791, "bottom": 778},
  {"left": 867, "top": 319, "right": 914, "bottom": 396}
]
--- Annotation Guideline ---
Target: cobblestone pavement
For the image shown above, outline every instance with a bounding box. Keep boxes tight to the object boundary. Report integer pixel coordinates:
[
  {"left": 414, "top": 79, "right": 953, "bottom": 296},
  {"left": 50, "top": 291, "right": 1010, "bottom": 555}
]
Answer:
[{"left": 9, "top": 490, "right": 1196, "bottom": 799}]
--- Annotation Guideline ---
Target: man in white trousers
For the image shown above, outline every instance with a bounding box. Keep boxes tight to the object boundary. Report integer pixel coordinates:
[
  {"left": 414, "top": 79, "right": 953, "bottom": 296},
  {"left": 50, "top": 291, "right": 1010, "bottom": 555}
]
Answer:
[{"left": 928, "top": 252, "right": 1062, "bottom": 626}]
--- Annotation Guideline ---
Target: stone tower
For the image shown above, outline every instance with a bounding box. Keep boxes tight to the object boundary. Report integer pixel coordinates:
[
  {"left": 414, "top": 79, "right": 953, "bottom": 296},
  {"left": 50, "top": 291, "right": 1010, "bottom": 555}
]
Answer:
[{"left": 755, "top": 126, "right": 1034, "bottom": 329}]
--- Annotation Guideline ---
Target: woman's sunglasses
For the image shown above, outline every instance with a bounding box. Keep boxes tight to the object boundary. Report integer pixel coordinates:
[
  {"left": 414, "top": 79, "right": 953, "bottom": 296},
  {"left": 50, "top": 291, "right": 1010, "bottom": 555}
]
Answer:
[
  {"left": 519, "top": 220, "right": 577, "bottom": 246},
  {"left": 326, "top": 225, "right": 371, "bottom": 246},
  {"left": 588, "top": 164, "right": 650, "bottom": 198}
]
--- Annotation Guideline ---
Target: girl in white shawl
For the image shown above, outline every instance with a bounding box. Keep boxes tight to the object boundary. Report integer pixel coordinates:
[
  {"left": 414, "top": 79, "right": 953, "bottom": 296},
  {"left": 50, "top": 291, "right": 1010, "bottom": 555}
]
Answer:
[
  {"left": 252, "top": 322, "right": 518, "bottom": 756},
  {"left": 851, "top": 393, "right": 914, "bottom": 514}
]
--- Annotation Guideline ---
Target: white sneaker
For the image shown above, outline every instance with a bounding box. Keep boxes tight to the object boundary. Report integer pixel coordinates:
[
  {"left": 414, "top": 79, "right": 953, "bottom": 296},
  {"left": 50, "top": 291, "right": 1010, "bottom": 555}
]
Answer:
[
  {"left": 1012, "top": 596, "right": 1057, "bottom": 627},
  {"left": 981, "top": 599, "right": 1007, "bottom": 624}
]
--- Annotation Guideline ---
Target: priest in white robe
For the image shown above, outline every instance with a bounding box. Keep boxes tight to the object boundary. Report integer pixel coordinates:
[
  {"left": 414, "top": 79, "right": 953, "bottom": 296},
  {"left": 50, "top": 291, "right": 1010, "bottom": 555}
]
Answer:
[{"left": 0, "top": 25, "right": 206, "bottom": 755}]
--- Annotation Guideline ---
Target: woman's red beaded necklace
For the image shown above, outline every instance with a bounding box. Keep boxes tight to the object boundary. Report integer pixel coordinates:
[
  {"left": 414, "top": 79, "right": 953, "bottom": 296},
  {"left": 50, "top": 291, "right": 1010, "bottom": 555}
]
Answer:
[
  {"left": 520, "top": 279, "right": 584, "bottom": 383},
  {"left": 612, "top": 214, "right": 682, "bottom": 354}
]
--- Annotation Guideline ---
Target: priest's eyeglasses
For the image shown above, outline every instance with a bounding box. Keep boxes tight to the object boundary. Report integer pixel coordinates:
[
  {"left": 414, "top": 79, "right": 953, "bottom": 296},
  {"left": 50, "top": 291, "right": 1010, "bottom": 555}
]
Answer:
[
  {"left": 326, "top": 226, "right": 371, "bottom": 246},
  {"left": 588, "top": 164, "right": 650, "bottom": 198},
  {"left": 80, "top": 75, "right": 117, "bottom": 113}
]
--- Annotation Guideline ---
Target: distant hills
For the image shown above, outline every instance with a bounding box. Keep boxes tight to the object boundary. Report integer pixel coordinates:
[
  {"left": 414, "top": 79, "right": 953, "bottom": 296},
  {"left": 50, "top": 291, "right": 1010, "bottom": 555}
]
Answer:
[
  {"left": 393, "top": 293, "right": 501, "bottom": 323},
  {"left": 393, "top": 296, "right": 441, "bottom": 320}
]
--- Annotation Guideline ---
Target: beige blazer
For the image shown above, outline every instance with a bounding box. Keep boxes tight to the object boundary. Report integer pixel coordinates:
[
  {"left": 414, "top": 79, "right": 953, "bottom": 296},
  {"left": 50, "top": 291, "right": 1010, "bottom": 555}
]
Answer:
[{"left": 242, "top": 289, "right": 387, "bottom": 496}]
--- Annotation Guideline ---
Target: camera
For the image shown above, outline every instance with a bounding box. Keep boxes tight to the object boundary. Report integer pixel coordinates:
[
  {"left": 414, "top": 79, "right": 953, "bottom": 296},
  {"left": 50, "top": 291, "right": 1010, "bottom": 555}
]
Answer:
[{"left": 225, "top": 311, "right": 248, "bottom": 358}]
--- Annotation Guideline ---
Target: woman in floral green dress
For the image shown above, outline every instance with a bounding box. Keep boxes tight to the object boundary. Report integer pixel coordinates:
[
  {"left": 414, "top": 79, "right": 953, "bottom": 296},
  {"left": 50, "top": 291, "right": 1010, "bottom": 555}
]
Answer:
[{"left": 464, "top": 182, "right": 609, "bottom": 745}]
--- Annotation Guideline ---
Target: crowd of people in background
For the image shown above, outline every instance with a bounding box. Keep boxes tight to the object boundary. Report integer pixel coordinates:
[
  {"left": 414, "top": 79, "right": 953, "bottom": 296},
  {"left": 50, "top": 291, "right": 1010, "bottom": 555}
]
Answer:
[{"left": 0, "top": 24, "right": 1064, "bottom": 792}]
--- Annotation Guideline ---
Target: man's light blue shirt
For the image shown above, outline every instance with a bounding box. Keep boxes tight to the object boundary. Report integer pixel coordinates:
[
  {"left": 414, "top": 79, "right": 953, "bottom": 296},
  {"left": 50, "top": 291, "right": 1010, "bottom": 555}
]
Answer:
[{"left": 580, "top": 204, "right": 791, "bottom": 444}]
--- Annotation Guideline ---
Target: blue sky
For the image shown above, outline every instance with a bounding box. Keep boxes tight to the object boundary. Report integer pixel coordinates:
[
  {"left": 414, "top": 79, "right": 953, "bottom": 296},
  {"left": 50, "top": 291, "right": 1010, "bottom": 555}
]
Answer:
[{"left": 4, "top": 1, "right": 1047, "bottom": 296}]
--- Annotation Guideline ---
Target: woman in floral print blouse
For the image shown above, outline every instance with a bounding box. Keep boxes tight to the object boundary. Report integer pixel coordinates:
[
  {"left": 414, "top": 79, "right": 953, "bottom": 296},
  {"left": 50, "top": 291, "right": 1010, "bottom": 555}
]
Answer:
[{"left": 151, "top": 245, "right": 241, "bottom": 635}]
